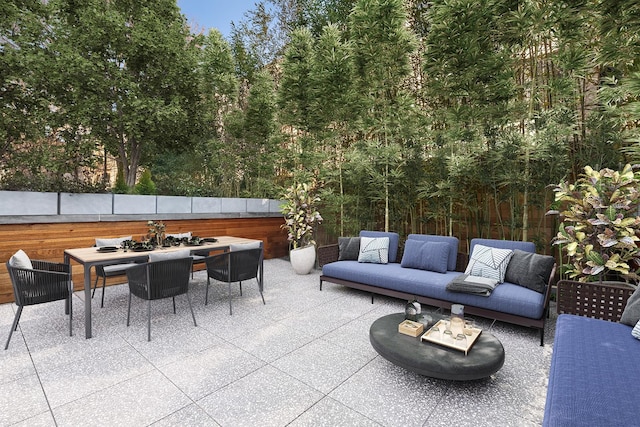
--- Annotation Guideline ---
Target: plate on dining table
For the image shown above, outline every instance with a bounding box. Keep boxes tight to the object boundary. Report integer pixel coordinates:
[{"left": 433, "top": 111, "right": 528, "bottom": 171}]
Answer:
[
  {"left": 132, "top": 247, "right": 154, "bottom": 252},
  {"left": 96, "top": 246, "right": 118, "bottom": 253}
]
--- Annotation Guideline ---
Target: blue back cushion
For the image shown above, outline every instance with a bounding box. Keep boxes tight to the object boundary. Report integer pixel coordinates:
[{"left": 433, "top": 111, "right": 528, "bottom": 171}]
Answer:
[
  {"left": 360, "top": 231, "right": 400, "bottom": 263},
  {"left": 407, "top": 234, "right": 459, "bottom": 271},
  {"left": 470, "top": 238, "right": 535, "bottom": 254},
  {"left": 401, "top": 240, "right": 449, "bottom": 273}
]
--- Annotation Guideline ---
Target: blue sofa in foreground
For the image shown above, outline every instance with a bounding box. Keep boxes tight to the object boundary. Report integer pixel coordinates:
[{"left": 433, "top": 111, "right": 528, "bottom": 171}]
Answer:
[
  {"left": 543, "top": 280, "right": 639, "bottom": 426},
  {"left": 319, "top": 231, "right": 556, "bottom": 345}
]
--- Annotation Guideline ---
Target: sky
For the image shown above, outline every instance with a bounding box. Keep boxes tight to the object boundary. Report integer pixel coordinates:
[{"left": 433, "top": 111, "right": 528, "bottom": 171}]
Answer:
[{"left": 177, "top": 0, "right": 257, "bottom": 39}]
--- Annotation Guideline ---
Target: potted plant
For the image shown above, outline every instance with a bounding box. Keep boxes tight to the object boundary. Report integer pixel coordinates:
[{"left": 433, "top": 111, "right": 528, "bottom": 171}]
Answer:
[
  {"left": 548, "top": 164, "right": 640, "bottom": 283},
  {"left": 280, "top": 181, "right": 323, "bottom": 274}
]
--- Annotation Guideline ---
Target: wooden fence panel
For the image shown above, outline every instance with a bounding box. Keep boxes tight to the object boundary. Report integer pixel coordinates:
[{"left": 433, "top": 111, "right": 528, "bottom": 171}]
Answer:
[{"left": 0, "top": 217, "right": 288, "bottom": 304}]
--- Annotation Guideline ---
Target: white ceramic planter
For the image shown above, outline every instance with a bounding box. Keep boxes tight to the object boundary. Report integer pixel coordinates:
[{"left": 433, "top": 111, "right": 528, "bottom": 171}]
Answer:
[{"left": 289, "top": 245, "right": 316, "bottom": 275}]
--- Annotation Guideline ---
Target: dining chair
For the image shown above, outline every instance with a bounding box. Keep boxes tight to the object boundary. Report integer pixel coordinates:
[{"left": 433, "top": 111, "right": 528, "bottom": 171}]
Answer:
[
  {"left": 93, "top": 236, "right": 137, "bottom": 308},
  {"left": 204, "top": 247, "right": 264, "bottom": 315},
  {"left": 125, "top": 256, "right": 196, "bottom": 341},
  {"left": 5, "top": 250, "right": 73, "bottom": 350}
]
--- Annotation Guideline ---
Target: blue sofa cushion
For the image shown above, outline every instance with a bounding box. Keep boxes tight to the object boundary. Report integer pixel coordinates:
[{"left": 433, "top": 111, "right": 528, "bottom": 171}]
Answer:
[
  {"left": 505, "top": 249, "right": 555, "bottom": 293},
  {"left": 544, "top": 315, "right": 640, "bottom": 427},
  {"left": 401, "top": 240, "right": 449, "bottom": 273},
  {"left": 407, "top": 234, "right": 459, "bottom": 271},
  {"left": 360, "top": 231, "right": 399, "bottom": 263},
  {"left": 470, "top": 238, "right": 535, "bottom": 254},
  {"left": 358, "top": 237, "right": 389, "bottom": 264},
  {"left": 322, "top": 262, "right": 546, "bottom": 319}
]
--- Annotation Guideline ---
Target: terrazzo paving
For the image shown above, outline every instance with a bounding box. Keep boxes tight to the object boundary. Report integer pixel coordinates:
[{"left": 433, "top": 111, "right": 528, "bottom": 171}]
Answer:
[{"left": 0, "top": 258, "right": 556, "bottom": 426}]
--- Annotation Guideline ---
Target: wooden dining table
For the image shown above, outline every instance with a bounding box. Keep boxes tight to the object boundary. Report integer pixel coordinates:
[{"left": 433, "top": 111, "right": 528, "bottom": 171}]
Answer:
[{"left": 64, "top": 236, "right": 264, "bottom": 338}]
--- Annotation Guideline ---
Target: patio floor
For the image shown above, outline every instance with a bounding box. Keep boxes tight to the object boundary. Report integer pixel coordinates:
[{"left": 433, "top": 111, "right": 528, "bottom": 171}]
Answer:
[{"left": 0, "top": 258, "right": 555, "bottom": 426}]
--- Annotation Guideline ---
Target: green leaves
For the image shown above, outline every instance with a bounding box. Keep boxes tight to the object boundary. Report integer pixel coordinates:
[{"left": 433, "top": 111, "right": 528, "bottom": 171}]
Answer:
[
  {"left": 550, "top": 164, "right": 640, "bottom": 282},
  {"left": 280, "top": 181, "right": 323, "bottom": 249}
]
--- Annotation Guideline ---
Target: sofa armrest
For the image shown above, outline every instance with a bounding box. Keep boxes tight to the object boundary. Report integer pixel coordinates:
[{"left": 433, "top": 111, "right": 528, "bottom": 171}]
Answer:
[
  {"left": 318, "top": 244, "right": 339, "bottom": 267},
  {"left": 556, "top": 279, "right": 636, "bottom": 322}
]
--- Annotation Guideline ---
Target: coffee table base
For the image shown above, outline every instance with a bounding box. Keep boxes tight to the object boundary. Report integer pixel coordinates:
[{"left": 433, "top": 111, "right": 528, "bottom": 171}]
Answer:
[{"left": 370, "top": 313, "right": 505, "bottom": 381}]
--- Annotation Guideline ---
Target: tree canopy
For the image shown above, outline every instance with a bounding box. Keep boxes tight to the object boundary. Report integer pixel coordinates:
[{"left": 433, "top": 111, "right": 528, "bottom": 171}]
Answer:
[{"left": 2, "top": 0, "right": 640, "bottom": 250}]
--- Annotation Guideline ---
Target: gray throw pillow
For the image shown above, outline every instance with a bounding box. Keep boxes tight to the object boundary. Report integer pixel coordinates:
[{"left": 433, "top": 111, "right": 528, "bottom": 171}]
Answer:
[
  {"left": 621, "top": 286, "right": 640, "bottom": 326},
  {"left": 504, "top": 249, "right": 555, "bottom": 293},
  {"left": 338, "top": 237, "right": 360, "bottom": 261}
]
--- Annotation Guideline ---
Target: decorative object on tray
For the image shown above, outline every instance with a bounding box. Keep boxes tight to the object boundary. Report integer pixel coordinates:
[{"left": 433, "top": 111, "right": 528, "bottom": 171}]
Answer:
[
  {"left": 405, "top": 300, "right": 421, "bottom": 322},
  {"left": 399, "top": 319, "right": 424, "bottom": 337},
  {"left": 421, "top": 319, "right": 482, "bottom": 355}
]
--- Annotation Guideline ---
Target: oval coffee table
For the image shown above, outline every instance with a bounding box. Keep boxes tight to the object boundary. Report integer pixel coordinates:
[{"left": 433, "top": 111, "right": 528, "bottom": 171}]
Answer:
[{"left": 370, "top": 313, "right": 505, "bottom": 381}]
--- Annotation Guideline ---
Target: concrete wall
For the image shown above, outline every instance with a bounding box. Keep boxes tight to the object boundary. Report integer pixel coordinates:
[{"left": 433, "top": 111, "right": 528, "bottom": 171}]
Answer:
[{"left": 0, "top": 191, "right": 283, "bottom": 223}]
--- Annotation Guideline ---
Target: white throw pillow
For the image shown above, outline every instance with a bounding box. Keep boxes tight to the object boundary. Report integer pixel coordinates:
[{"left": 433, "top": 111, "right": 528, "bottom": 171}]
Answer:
[
  {"left": 358, "top": 237, "right": 389, "bottom": 264},
  {"left": 465, "top": 244, "right": 514, "bottom": 283},
  {"left": 148, "top": 249, "right": 191, "bottom": 262},
  {"left": 9, "top": 249, "right": 33, "bottom": 270},
  {"left": 95, "top": 236, "right": 132, "bottom": 247}
]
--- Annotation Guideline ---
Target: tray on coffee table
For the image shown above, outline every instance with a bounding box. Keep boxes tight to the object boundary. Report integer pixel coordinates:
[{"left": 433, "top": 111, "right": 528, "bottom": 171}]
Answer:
[{"left": 420, "top": 319, "right": 482, "bottom": 355}]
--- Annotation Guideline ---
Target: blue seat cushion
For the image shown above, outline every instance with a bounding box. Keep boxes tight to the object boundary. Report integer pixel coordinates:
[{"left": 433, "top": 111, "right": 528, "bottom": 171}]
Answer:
[
  {"left": 322, "top": 262, "right": 545, "bottom": 319},
  {"left": 544, "top": 315, "right": 640, "bottom": 427}
]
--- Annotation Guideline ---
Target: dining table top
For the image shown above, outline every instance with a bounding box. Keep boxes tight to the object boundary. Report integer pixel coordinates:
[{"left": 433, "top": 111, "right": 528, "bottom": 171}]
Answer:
[{"left": 64, "top": 236, "right": 262, "bottom": 264}]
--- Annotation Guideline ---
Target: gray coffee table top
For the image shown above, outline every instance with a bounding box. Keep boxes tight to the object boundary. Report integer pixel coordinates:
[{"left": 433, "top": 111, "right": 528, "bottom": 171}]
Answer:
[{"left": 370, "top": 313, "right": 505, "bottom": 381}]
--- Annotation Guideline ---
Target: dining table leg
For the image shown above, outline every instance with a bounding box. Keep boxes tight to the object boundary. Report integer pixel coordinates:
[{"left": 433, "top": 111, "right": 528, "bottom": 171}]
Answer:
[{"left": 83, "top": 262, "right": 93, "bottom": 338}]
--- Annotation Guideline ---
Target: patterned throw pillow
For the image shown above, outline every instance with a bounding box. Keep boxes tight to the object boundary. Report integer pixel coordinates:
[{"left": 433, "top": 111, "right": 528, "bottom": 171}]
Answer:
[
  {"left": 358, "top": 237, "right": 389, "bottom": 264},
  {"left": 465, "top": 244, "right": 514, "bottom": 283},
  {"left": 633, "top": 319, "right": 640, "bottom": 340}
]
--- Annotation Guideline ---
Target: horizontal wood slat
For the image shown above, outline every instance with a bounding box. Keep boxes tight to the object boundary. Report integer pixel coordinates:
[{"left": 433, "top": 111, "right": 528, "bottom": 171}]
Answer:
[{"left": 0, "top": 217, "right": 288, "bottom": 304}]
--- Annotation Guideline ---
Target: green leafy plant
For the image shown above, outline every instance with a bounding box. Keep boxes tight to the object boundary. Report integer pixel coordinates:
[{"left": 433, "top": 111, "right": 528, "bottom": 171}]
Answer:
[
  {"left": 549, "top": 164, "right": 640, "bottom": 282},
  {"left": 280, "top": 181, "right": 323, "bottom": 249}
]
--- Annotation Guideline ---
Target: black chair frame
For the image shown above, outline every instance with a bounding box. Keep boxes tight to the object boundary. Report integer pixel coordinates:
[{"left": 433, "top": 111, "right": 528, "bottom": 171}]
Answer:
[
  {"left": 126, "top": 257, "right": 196, "bottom": 341},
  {"left": 5, "top": 260, "right": 73, "bottom": 350},
  {"left": 204, "top": 248, "right": 264, "bottom": 315}
]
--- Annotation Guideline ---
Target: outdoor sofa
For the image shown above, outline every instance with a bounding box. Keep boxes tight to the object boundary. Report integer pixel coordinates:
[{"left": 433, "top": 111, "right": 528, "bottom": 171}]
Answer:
[
  {"left": 543, "top": 280, "right": 640, "bottom": 426},
  {"left": 319, "top": 231, "right": 556, "bottom": 345}
]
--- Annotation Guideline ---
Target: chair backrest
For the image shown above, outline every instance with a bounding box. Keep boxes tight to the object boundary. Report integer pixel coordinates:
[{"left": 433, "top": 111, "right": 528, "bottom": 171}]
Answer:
[
  {"left": 206, "top": 248, "right": 261, "bottom": 283},
  {"left": 5, "top": 261, "right": 71, "bottom": 306},
  {"left": 229, "top": 248, "right": 261, "bottom": 282},
  {"left": 128, "top": 257, "right": 193, "bottom": 300}
]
